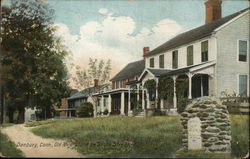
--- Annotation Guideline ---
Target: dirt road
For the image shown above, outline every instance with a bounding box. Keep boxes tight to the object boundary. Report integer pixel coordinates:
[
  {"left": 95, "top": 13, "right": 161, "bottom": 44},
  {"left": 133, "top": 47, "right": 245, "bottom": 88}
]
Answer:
[{"left": 1, "top": 124, "right": 84, "bottom": 158}]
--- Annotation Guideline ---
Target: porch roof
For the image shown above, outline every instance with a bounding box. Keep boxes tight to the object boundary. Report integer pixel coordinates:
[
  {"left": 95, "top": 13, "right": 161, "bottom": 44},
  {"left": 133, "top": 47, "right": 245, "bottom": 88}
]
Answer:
[
  {"left": 93, "top": 88, "right": 129, "bottom": 96},
  {"left": 160, "top": 61, "right": 215, "bottom": 77}
]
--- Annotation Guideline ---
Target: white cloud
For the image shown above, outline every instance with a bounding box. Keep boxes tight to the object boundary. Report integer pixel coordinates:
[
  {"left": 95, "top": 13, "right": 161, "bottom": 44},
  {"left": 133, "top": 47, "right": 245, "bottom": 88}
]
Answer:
[
  {"left": 53, "top": 13, "right": 182, "bottom": 88},
  {"left": 98, "top": 8, "right": 109, "bottom": 15}
]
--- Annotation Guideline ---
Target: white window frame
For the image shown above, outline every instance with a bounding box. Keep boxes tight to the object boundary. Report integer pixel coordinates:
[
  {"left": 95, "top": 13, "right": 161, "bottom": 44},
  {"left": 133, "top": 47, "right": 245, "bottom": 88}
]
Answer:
[
  {"left": 237, "top": 39, "right": 249, "bottom": 62},
  {"left": 237, "top": 74, "right": 249, "bottom": 96}
]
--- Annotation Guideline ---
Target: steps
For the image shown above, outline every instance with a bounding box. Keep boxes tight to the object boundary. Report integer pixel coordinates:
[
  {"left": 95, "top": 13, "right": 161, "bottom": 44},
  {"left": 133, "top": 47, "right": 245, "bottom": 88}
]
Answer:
[{"left": 135, "top": 111, "right": 145, "bottom": 117}]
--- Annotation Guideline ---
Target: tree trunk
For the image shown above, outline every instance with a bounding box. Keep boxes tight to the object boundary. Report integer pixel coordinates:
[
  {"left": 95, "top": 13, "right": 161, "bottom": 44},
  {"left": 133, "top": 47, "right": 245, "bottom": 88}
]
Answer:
[
  {"left": 8, "top": 109, "right": 14, "bottom": 123},
  {"left": 17, "top": 106, "right": 25, "bottom": 123}
]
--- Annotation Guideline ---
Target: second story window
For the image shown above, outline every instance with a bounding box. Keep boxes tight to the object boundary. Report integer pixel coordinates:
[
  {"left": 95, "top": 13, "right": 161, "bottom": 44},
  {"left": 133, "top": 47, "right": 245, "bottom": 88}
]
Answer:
[
  {"left": 115, "top": 81, "right": 119, "bottom": 89},
  {"left": 120, "top": 80, "right": 123, "bottom": 88},
  {"left": 238, "top": 40, "right": 248, "bottom": 62},
  {"left": 150, "top": 58, "right": 154, "bottom": 68},
  {"left": 172, "top": 50, "right": 178, "bottom": 69},
  {"left": 159, "top": 54, "right": 164, "bottom": 68},
  {"left": 187, "top": 45, "right": 193, "bottom": 66},
  {"left": 201, "top": 41, "right": 208, "bottom": 62}
]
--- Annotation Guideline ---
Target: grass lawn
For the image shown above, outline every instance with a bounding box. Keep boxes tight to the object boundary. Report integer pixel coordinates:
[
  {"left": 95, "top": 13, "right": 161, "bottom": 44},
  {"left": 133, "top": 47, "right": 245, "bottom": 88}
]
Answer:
[
  {"left": 28, "top": 115, "right": 249, "bottom": 158},
  {"left": 0, "top": 124, "right": 24, "bottom": 158},
  {"left": 29, "top": 117, "right": 182, "bottom": 157}
]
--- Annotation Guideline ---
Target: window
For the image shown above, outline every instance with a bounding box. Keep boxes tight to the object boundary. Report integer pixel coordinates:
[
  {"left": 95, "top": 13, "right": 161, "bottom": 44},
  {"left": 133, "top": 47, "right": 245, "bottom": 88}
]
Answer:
[
  {"left": 115, "top": 81, "right": 119, "bottom": 89},
  {"left": 159, "top": 54, "right": 164, "bottom": 68},
  {"left": 150, "top": 58, "right": 154, "bottom": 68},
  {"left": 239, "top": 75, "right": 248, "bottom": 96},
  {"left": 239, "top": 40, "right": 248, "bottom": 62},
  {"left": 201, "top": 41, "right": 208, "bottom": 62},
  {"left": 187, "top": 45, "right": 194, "bottom": 66},
  {"left": 172, "top": 50, "right": 178, "bottom": 69},
  {"left": 103, "top": 98, "right": 106, "bottom": 107},
  {"left": 120, "top": 80, "right": 123, "bottom": 88}
]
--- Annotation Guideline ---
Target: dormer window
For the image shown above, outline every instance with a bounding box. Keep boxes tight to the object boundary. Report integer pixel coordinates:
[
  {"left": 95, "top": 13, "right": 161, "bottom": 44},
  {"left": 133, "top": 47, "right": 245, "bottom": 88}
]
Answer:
[
  {"left": 201, "top": 41, "right": 208, "bottom": 62},
  {"left": 150, "top": 58, "right": 154, "bottom": 68}
]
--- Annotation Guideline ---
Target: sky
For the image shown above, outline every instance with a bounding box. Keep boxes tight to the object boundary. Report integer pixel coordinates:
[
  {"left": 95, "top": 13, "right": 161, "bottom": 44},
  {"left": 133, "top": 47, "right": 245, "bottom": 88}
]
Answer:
[{"left": 3, "top": 0, "right": 249, "bottom": 88}]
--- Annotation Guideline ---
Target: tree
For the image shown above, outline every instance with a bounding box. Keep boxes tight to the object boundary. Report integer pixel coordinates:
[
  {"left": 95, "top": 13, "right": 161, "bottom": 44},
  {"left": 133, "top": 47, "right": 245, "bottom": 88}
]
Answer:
[
  {"left": 73, "top": 58, "right": 111, "bottom": 90},
  {"left": 76, "top": 102, "right": 94, "bottom": 117},
  {"left": 0, "top": 0, "right": 70, "bottom": 123}
]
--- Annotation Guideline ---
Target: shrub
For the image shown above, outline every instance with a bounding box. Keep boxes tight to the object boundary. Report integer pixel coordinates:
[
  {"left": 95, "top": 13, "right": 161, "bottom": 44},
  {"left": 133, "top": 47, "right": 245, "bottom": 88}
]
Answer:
[
  {"left": 153, "top": 109, "right": 166, "bottom": 116},
  {"left": 103, "top": 109, "right": 109, "bottom": 115},
  {"left": 76, "top": 102, "right": 94, "bottom": 118}
]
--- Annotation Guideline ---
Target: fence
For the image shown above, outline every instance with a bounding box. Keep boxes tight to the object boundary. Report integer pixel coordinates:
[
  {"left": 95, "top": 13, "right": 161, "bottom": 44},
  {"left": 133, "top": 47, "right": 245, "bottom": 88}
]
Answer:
[{"left": 220, "top": 97, "right": 249, "bottom": 114}]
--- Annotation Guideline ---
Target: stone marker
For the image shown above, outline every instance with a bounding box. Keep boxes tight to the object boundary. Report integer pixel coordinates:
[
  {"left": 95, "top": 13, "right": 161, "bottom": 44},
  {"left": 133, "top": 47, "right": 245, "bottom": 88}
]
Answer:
[
  {"left": 180, "top": 96, "right": 231, "bottom": 153},
  {"left": 188, "top": 117, "right": 202, "bottom": 150}
]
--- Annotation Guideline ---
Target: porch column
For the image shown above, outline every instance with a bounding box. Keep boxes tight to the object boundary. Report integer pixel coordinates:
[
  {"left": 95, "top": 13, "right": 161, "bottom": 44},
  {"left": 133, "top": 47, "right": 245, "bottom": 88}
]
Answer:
[
  {"left": 137, "top": 84, "right": 140, "bottom": 108},
  {"left": 146, "top": 89, "right": 150, "bottom": 108},
  {"left": 101, "top": 96, "right": 104, "bottom": 114},
  {"left": 108, "top": 94, "right": 112, "bottom": 114},
  {"left": 188, "top": 73, "right": 193, "bottom": 99},
  {"left": 155, "top": 78, "right": 159, "bottom": 108},
  {"left": 69, "top": 110, "right": 71, "bottom": 118},
  {"left": 201, "top": 75, "right": 204, "bottom": 97},
  {"left": 172, "top": 76, "right": 177, "bottom": 109},
  {"left": 128, "top": 87, "right": 131, "bottom": 111},
  {"left": 120, "top": 92, "right": 125, "bottom": 115},
  {"left": 142, "top": 89, "right": 145, "bottom": 109},
  {"left": 160, "top": 99, "right": 164, "bottom": 110}
]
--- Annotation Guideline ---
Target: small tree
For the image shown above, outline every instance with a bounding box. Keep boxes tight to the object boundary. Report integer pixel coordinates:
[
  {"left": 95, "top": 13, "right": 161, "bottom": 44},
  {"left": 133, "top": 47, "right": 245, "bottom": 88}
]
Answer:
[{"left": 76, "top": 102, "right": 94, "bottom": 118}]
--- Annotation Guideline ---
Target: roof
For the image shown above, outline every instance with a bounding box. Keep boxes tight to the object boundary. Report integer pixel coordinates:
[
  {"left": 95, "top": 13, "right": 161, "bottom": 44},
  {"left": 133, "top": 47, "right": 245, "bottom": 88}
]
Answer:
[
  {"left": 145, "top": 7, "right": 250, "bottom": 57},
  {"left": 67, "top": 91, "right": 87, "bottom": 100},
  {"left": 67, "top": 84, "right": 110, "bottom": 100},
  {"left": 110, "top": 60, "right": 145, "bottom": 81},
  {"left": 147, "top": 68, "right": 172, "bottom": 77},
  {"left": 161, "top": 61, "right": 215, "bottom": 77}
]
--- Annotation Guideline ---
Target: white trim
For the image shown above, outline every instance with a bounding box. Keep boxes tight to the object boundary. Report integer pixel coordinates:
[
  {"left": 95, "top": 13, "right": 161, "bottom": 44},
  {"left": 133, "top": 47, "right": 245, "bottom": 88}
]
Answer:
[
  {"left": 214, "top": 10, "right": 250, "bottom": 32},
  {"left": 138, "top": 68, "right": 155, "bottom": 81},
  {"left": 237, "top": 74, "right": 249, "bottom": 97},
  {"left": 237, "top": 39, "right": 249, "bottom": 63}
]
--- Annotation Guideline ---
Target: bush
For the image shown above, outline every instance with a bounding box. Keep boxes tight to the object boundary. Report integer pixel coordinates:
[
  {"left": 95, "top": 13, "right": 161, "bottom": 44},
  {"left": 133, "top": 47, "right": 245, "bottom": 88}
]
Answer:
[
  {"left": 76, "top": 102, "right": 94, "bottom": 118},
  {"left": 103, "top": 109, "right": 109, "bottom": 115},
  {"left": 153, "top": 109, "right": 166, "bottom": 116}
]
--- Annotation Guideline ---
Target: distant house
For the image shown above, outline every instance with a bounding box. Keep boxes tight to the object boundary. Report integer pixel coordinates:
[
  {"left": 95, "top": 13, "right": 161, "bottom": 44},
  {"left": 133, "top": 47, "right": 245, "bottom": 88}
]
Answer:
[
  {"left": 54, "top": 80, "right": 111, "bottom": 118},
  {"left": 94, "top": 0, "right": 249, "bottom": 116}
]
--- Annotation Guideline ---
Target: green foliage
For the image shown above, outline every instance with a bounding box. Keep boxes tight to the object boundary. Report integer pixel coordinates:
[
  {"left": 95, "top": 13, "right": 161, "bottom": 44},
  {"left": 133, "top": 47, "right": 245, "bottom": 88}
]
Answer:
[
  {"left": 1, "top": 0, "right": 70, "bottom": 122},
  {"left": 176, "top": 78, "right": 188, "bottom": 113},
  {"left": 158, "top": 77, "right": 174, "bottom": 100},
  {"left": 230, "top": 115, "right": 249, "bottom": 157},
  {"left": 103, "top": 109, "right": 109, "bottom": 115},
  {"left": 176, "top": 149, "right": 231, "bottom": 158},
  {"left": 25, "top": 119, "right": 56, "bottom": 127},
  {"left": 76, "top": 102, "right": 94, "bottom": 118},
  {"left": 31, "top": 117, "right": 182, "bottom": 157},
  {"left": 0, "top": 125, "right": 24, "bottom": 157},
  {"left": 144, "top": 80, "right": 156, "bottom": 101},
  {"left": 153, "top": 109, "right": 166, "bottom": 116}
]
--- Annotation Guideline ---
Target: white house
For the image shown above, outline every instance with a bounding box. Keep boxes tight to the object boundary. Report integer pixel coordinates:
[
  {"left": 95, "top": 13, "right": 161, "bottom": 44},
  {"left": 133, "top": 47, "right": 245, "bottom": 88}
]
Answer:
[{"left": 94, "top": 0, "right": 249, "bottom": 116}]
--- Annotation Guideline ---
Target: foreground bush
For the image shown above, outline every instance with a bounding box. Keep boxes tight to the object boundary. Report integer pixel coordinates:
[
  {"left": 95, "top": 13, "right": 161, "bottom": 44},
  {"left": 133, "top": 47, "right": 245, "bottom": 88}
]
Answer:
[{"left": 76, "top": 102, "right": 94, "bottom": 117}]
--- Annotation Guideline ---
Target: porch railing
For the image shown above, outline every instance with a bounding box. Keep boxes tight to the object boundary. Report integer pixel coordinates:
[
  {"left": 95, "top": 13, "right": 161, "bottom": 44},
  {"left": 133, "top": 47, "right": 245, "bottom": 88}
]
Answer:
[{"left": 220, "top": 97, "right": 250, "bottom": 114}]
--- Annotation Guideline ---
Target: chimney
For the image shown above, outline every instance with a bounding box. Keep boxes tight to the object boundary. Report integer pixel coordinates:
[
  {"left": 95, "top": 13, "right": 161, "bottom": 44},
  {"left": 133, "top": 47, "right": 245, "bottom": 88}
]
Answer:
[
  {"left": 143, "top": 47, "right": 150, "bottom": 60},
  {"left": 94, "top": 79, "right": 99, "bottom": 87},
  {"left": 205, "top": 0, "right": 222, "bottom": 24}
]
